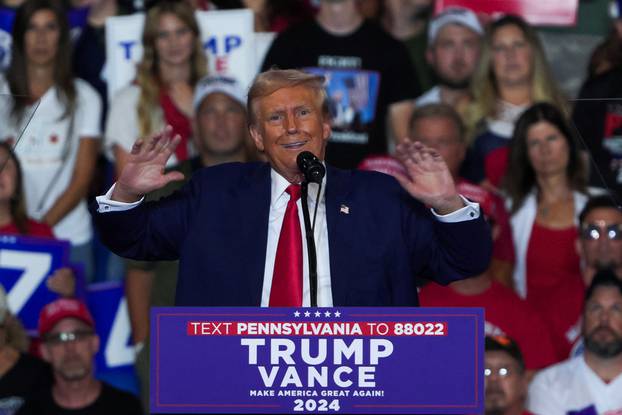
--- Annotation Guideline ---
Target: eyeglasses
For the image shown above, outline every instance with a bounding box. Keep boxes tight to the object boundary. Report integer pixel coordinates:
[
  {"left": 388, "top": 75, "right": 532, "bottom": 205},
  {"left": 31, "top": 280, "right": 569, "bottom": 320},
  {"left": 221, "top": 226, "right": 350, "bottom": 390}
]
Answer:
[
  {"left": 44, "top": 329, "right": 94, "bottom": 346},
  {"left": 581, "top": 223, "right": 622, "bottom": 241},
  {"left": 484, "top": 367, "right": 516, "bottom": 377}
]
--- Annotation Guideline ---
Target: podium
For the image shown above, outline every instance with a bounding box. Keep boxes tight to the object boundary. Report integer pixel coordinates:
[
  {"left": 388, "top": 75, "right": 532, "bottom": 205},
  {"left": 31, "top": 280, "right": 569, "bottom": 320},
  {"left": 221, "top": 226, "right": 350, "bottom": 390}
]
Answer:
[{"left": 150, "top": 307, "right": 484, "bottom": 414}]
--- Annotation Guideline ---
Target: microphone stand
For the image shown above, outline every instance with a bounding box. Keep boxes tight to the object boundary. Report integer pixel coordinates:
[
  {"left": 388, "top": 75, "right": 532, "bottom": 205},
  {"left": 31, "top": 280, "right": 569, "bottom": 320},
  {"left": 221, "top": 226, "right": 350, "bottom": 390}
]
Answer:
[{"left": 300, "top": 181, "right": 319, "bottom": 307}]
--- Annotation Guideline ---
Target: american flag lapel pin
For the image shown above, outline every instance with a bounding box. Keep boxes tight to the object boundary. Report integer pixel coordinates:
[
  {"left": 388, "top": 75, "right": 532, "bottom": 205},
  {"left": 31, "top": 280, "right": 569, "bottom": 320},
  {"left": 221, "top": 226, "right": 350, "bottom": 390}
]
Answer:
[{"left": 340, "top": 204, "right": 350, "bottom": 215}]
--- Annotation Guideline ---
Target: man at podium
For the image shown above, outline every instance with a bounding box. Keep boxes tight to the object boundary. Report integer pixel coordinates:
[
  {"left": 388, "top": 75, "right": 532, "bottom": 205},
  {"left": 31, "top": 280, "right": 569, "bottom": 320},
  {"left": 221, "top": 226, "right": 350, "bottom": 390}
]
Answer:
[{"left": 92, "top": 69, "right": 491, "bottom": 307}]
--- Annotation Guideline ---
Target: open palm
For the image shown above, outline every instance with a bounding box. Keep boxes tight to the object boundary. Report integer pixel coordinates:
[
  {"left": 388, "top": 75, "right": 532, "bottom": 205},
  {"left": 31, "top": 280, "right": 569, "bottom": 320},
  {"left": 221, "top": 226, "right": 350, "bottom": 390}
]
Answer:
[
  {"left": 395, "top": 141, "right": 463, "bottom": 214},
  {"left": 113, "top": 126, "right": 185, "bottom": 202}
]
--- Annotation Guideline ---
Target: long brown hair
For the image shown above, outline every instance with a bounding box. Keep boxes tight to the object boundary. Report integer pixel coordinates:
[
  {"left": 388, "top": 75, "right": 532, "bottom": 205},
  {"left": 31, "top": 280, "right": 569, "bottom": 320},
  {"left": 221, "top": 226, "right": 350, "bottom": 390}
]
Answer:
[
  {"left": 6, "top": 0, "right": 75, "bottom": 123},
  {"left": 0, "top": 143, "right": 28, "bottom": 234},
  {"left": 136, "top": 0, "right": 207, "bottom": 137},
  {"left": 503, "top": 102, "right": 587, "bottom": 214}
]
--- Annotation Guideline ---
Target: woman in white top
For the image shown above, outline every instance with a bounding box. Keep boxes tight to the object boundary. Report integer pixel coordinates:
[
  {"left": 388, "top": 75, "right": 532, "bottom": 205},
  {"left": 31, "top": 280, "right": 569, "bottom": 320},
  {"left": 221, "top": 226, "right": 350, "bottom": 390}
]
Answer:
[
  {"left": 106, "top": 0, "right": 207, "bottom": 176},
  {"left": 0, "top": 0, "right": 102, "bottom": 279}
]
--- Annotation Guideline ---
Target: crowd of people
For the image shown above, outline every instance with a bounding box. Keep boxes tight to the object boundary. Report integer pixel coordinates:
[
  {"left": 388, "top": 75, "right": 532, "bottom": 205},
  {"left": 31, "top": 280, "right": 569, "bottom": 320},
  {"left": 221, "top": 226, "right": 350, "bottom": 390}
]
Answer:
[{"left": 0, "top": 0, "right": 622, "bottom": 413}]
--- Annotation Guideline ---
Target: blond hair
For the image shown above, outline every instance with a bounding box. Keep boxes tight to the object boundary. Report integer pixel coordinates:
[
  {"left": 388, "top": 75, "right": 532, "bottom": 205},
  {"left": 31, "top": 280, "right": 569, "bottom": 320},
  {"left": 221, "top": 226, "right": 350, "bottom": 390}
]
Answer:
[
  {"left": 464, "top": 15, "right": 567, "bottom": 141},
  {"left": 247, "top": 69, "right": 328, "bottom": 126},
  {"left": 135, "top": 1, "right": 207, "bottom": 137}
]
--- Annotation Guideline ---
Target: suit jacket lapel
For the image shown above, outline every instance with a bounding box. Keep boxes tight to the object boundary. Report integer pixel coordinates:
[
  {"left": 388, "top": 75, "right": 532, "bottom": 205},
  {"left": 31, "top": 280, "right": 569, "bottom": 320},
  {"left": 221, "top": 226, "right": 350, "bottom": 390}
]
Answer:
[
  {"left": 325, "top": 165, "right": 353, "bottom": 306},
  {"left": 237, "top": 163, "right": 271, "bottom": 306}
]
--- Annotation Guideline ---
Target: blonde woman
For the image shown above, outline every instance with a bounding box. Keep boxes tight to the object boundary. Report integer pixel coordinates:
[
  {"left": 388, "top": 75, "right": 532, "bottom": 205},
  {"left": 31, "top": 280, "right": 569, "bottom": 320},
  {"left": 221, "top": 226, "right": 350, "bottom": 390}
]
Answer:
[
  {"left": 106, "top": 0, "right": 207, "bottom": 176},
  {"left": 462, "top": 15, "right": 567, "bottom": 190}
]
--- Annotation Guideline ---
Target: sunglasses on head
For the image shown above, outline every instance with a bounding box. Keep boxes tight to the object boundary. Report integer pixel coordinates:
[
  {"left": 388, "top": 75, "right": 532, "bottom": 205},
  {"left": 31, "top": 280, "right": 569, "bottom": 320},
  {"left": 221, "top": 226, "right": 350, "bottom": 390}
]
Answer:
[{"left": 581, "top": 223, "right": 622, "bottom": 241}]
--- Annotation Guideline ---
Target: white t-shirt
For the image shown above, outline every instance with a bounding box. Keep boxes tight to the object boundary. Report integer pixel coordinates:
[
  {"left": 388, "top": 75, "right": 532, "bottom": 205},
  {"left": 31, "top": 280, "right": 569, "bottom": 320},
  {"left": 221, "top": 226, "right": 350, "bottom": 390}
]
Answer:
[
  {"left": 105, "top": 85, "right": 157, "bottom": 160},
  {"left": 0, "top": 76, "right": 102, "bottom": 245},
  {"left": 415, "top": 86, "right": 441, "bottom": 107},
  {"left": 527, "top": 355, "right": 622, "bottom": 415}
]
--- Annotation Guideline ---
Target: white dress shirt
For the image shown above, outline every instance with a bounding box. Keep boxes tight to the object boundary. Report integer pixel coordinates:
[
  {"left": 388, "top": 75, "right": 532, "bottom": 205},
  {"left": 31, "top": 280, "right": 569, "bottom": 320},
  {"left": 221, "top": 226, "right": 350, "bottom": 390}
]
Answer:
[{"left": 96, "top": 169, "right": 480, "bottom": 306}]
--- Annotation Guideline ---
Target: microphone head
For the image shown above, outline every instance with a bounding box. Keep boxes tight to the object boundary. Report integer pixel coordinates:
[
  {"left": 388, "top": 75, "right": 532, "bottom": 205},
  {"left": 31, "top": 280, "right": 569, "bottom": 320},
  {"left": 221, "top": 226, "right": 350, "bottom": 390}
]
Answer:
[
  {"left": 296, "top": 151, "right": 315, "bottom": 171},
  {"left": 296, "top": 151, "right": 325, "bottom": 184}
]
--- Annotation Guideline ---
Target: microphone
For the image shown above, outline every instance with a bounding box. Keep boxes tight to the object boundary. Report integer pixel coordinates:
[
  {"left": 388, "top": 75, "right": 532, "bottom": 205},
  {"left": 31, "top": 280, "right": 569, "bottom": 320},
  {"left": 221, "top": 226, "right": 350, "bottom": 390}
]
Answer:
[
  {"left": 296, "top": 151, "right": 325, "bottom": 184},
  {"left": 296, "top": 151, "right": 324, "bottom": 307}
]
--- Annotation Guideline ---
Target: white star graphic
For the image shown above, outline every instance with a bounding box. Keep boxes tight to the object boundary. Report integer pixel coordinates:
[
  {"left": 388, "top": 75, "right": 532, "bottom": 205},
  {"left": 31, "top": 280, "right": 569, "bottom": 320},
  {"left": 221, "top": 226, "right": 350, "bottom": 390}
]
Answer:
[
  {"left": 324, "top": 311, "right": 331, "bottom": 317},
  {"left": 334, "top": 311, "right": 341, "bottom": 318},
  {"left": 314, "top": 311, "right": 321, "bottom": 317},
  {"left": 294, "top": 311, "right": 300, "bottom": 317},
  {"left": 304, "top": 311, "right": 311, "bottom": 317}
]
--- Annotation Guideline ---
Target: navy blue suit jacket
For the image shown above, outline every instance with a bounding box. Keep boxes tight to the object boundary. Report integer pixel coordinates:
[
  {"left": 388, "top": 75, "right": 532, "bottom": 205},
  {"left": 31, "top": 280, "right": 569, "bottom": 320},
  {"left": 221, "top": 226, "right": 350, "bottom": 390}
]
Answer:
[{"left": 93, "top": 162, "right": 491, "bottom": 306}]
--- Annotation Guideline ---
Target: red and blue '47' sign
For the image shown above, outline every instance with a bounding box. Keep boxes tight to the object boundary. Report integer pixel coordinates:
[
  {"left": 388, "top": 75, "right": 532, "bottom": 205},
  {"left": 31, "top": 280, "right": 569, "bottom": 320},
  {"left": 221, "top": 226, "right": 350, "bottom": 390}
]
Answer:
[{"left": 0, "top": 235, "right": 69, "bottom": 332}]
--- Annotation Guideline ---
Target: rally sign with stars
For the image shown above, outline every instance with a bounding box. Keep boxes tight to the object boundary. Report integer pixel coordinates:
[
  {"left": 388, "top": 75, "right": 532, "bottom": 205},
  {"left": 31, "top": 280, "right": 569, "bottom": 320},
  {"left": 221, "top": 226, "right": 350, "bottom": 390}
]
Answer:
[{"left": 151, "top": 307, "right": 484, "bottom": 414}]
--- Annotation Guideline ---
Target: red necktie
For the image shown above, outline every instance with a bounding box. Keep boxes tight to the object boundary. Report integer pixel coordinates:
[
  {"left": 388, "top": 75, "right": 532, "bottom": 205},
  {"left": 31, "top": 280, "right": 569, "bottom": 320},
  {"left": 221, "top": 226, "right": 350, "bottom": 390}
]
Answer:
[{"left": 269, "top": 184, "right": 303, "bottom": 307}]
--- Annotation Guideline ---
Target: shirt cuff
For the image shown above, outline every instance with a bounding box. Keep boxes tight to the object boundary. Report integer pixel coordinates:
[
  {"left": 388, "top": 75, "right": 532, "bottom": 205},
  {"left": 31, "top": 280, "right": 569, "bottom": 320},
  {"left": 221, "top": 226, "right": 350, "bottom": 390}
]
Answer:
[
  {"left": 95, "top": 183, "right": 144, "bottom": 213},
  {"left": 431, "top": 195, "right": 480, "bottom": 223}
]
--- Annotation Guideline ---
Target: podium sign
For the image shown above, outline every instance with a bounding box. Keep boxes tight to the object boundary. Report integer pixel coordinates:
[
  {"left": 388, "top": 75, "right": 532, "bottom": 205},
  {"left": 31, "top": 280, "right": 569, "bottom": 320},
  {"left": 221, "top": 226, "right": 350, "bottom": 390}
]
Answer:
[{"left": 151, "top": 307, "right": 484, "bottom": 414}]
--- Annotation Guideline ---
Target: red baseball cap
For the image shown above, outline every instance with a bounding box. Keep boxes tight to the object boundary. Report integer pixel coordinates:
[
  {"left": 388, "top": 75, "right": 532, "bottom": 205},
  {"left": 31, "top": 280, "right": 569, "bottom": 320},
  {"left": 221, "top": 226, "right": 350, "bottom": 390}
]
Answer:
[
  {"left": 38, "top": 298, "right": 95, "bottom": 337},
  {"left": 357, "top": 155, "right": 407, "bottom": 179}
]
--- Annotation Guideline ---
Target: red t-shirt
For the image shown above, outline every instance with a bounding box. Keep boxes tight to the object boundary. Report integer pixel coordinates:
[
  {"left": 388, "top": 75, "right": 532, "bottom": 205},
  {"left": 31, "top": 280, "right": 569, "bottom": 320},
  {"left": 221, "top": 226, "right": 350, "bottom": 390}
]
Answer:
[
  {"left": 540, "top": 277, "right": 585, "bottom": 360},
  {"left": 0, "top": 219, "right": 54, "bottom": 238},
  {"left": 419, "top": 280, "right": 558, "bottom": 369},
  {"left": 525, "top": 223, "right": 582, "bottom": 316}
]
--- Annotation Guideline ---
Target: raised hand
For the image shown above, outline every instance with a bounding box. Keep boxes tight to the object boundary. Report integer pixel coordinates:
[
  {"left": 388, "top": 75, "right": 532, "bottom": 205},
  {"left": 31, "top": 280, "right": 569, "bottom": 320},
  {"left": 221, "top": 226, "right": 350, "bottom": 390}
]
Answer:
[
  {"left": 46, "top": 267, "right": 75, "bottom": 297},
  {"left": 112, "top": 126, "right": 185, "bottom": 202},
  {"left": 395, "top": 140, "right": 464, "bottom": 215}
]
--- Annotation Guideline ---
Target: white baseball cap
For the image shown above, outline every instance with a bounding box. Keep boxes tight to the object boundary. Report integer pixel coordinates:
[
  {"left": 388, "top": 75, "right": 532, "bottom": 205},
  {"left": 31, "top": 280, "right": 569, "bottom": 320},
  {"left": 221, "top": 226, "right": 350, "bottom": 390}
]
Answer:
[
  {"left": 193, "top": 75, "right": 246, "bottom": 111},
  {"left": 428, "top": 7, "right": 484, "bottom": 45}
]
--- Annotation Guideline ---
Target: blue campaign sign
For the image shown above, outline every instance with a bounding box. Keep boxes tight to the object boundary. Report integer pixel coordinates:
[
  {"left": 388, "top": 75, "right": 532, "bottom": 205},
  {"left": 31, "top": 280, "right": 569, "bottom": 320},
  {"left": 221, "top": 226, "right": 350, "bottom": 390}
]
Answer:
[
  {"left": 0, "top": 235, "right": 69, "bottom": 332},
  {"left": 87, "top": 281, "right": 139, "bottom": 395},
  {"left": 0, "top": 236, "right": 138, "bottom": 394},
  {"left": 151, "top": 307, "right": 485, "bottom": 414}
]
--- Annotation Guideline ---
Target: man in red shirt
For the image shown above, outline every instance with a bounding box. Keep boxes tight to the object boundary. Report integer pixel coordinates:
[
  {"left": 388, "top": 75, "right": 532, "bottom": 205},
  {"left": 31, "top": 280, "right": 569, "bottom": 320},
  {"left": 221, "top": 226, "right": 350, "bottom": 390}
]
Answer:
[{"left": 406, "top": 103, "right": 515, "bottom": 285}]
